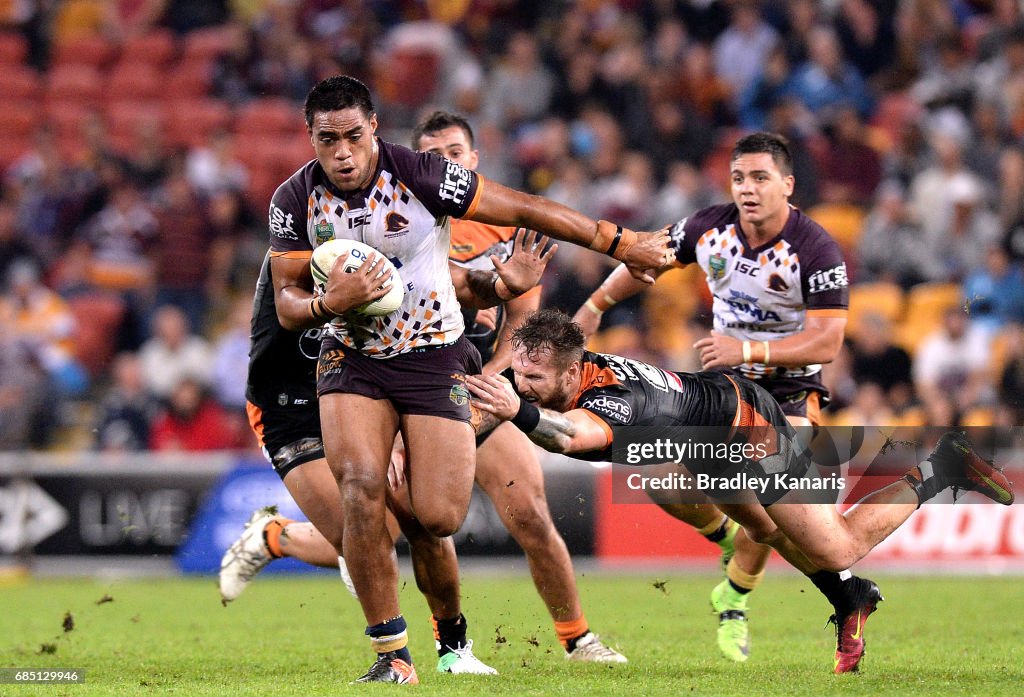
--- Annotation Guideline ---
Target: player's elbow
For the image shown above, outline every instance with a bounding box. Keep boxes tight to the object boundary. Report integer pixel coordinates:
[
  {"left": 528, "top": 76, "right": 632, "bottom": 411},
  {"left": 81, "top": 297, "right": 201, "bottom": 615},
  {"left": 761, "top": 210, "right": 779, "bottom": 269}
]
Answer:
[{"left": 277, "top": 310, "right": 306, "bottom": 332}]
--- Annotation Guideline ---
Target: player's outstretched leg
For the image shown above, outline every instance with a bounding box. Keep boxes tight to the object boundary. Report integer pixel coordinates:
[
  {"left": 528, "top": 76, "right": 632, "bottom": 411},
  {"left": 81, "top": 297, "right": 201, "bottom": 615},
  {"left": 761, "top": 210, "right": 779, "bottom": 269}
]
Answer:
[
  {"left": 219, "top": 507, "right": 287, "bottom": 604},
  {"left": 905, "top": 431, "right": 1015, "bottom": 505},
  {"left": 219, "top": 506, "right": 354, "bottom": 604},
  {"left": 827, "top": 575, "right": 883, "bottom": 674}
]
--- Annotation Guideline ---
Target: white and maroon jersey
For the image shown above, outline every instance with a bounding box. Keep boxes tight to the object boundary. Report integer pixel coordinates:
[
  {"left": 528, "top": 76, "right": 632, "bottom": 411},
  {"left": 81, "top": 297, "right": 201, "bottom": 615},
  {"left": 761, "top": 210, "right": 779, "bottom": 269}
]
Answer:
[
  {"left": 268, "top": 139, "right": 483, "bottom": 358},
  {"left": 669, "top": 203, "right": 848, "bottom": 380}
]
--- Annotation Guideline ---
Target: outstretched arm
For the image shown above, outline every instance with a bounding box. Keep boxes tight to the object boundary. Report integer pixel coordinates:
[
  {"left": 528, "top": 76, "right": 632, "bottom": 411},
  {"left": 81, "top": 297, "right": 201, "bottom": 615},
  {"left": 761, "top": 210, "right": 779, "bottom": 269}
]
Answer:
[
  {"left": 469, "top": 178, "right": 672, "bottom": 283},
  {"left": 465, "top": 374, "right": 611, "bottom": 454},
  {"left": 572, "top": 262, "right": 677, "bottom": 337}
]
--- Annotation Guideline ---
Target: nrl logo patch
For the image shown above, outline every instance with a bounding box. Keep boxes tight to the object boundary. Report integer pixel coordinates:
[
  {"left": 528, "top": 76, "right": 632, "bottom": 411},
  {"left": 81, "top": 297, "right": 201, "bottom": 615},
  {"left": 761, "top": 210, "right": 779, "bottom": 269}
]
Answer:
[
  {"left": 278, "top": 393, "right": 289, "bottom": 406},
  {"left": 315, "top": 221, "right": 335, "bottom": 244},
  {"left": 449, "top": 383, "right": 470, "bottom": 406},
  {"left": 708, "top": 253, "right": 727, "bottom": 280}
]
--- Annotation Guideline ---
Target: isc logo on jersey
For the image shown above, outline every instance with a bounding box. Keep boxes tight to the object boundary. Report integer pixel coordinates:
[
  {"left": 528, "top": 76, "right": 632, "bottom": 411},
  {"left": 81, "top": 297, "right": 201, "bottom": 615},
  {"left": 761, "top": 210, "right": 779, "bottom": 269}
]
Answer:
[
  {"left": 582, "top": 395, "right": 633, "bottom": 423},
  {"left": 269, "top": 204, "right": 298, "bottom": 240},
  {"left": 807, "top": 264, "right": 849, "bottom": 294}
]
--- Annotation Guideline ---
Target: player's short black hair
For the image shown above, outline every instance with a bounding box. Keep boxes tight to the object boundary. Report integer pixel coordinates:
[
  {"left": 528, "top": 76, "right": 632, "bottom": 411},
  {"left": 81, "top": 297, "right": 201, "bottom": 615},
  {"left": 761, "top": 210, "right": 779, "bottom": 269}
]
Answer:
[
  {"left": 304, "top": 75, "right": 375, "bottom": 128},
  {"left": 731, "top": 131, "right": 794, "bottom": 176},
  {"left": 511, "top": 309, "right": 585, "bottom": 369},
  {"left": 411, "top": 111, "right": 475, "bottom": 150}
]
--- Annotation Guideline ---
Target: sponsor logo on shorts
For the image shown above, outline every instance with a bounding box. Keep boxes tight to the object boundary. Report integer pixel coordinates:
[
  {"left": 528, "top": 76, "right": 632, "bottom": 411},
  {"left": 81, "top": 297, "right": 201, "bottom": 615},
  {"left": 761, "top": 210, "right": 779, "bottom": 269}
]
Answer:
[
  {"left": 317, "top": 349, "right": 346, "bottom": 378},
  {"left": 451, "top": 243, "right": 474, "bottom": 254},
  {"left": 449, "top": 383, "right": 470, "bottom": 406},
  {"left": 278, "top": 392, "right": 288, "bottom": 406},
  {"left": 315, "top": 221, "right": 335, "bottom": 244},
  {"left": 581, "top": 395, "right": 633, "bottom": 423},
  {"left": 269, "top": 204, "right": 297, "bottom": 240}
]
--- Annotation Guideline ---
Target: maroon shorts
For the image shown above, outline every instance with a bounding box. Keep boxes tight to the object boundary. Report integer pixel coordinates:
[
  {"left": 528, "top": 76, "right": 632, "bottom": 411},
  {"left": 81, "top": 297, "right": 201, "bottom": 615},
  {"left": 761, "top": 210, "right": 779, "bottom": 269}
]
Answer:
[{"left": 317, "top": 334, "right": 482, "bottom": 423}]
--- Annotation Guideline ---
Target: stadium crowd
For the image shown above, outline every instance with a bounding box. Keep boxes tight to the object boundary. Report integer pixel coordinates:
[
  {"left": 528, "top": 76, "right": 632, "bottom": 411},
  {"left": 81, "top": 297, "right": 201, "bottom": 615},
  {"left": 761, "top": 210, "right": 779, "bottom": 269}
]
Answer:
[{"left": 2, "top": 0, "right": 1024, "bottom": 451}]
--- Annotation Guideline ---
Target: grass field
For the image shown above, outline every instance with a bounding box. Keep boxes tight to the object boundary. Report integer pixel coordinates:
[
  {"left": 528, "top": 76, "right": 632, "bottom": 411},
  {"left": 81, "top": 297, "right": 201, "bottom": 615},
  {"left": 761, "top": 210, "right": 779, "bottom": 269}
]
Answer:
[{"left": 1, "top": 572, "right": 1022, "bottom": 696}]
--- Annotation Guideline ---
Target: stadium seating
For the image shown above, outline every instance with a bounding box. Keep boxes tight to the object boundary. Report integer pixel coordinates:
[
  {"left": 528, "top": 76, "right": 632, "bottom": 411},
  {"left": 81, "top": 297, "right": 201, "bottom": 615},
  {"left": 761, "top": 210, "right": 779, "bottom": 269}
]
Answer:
[
  {"left": 806, "top": 202, "right": 866, "bottom": 254},
  {"left": 0, "top": 32, "right": 28, "bottom": 64},
  {"left": 45, "top": 64, "right": 104, "bottom": 106},
  {"left": 894, "top": 282, "right": 964, "bottom": 354},
  {"left": 119, "top": 29, "right": 178, "bottom": 67},
  {"left": 50, "top": 34, "right": 117, "bottom": 68},
  {"left": 106, "top": 62, "right": 164, "bottom": 101},
  {"left": 0, "top": 65, "right": 41, "bottom": 100},
  {"left": 846, "top": 282, "right": 904, "bottom": 341}
]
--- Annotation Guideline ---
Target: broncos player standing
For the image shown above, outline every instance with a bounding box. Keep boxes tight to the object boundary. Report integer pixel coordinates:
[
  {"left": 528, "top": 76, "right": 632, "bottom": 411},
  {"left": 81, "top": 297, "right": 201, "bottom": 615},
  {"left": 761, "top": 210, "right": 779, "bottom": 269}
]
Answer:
[{"left": 574, "top": 133, "right": 856, "bottom": 668}]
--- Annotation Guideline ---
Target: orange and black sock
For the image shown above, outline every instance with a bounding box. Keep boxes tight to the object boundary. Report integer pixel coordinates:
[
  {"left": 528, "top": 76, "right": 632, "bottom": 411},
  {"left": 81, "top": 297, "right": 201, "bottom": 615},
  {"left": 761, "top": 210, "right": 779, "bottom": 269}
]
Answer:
[
  {"left": 263, "top": 517, "right": 294, "bottom": 559},
  {"left": 554, "top": 616, "right": 589, "bottom": 652}
]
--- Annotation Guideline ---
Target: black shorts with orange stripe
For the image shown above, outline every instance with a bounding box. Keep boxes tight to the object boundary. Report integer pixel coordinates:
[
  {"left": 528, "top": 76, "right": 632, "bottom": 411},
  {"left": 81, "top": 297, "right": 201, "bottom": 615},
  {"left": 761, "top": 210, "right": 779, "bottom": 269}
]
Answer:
[
  {"left": 718, "top": 369, "right": 828, "bottom": 425},
  {"left": 246, "top": 395, "right": 324, "bottom": 480}
]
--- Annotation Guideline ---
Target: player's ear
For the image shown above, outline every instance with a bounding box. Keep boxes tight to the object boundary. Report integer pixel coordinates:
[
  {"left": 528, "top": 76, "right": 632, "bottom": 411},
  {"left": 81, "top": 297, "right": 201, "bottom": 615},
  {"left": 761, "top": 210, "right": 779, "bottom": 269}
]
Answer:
[
  {"left": 369, "top": 113, "right": 378, "bottom": 133},
  {"left": 468, "top": 148, "right": 479, "bottom": 171},
  {"left": 783, "top": 174, "right": 795, "bottom": 198}
]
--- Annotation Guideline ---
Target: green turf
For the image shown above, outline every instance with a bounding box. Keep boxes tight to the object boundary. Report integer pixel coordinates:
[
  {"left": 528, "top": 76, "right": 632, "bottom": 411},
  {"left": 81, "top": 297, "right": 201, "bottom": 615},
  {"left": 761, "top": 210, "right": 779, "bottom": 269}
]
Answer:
[{"left": 0, "top": 572, "right": 1021, "bottom": 695}]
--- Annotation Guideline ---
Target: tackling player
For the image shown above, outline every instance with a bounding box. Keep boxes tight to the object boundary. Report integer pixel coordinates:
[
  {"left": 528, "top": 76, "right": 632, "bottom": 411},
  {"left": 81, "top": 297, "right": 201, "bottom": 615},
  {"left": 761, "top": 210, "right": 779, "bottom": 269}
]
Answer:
[
  {"left": 574, "top": 132, "right": 849, "bottom": 666},
  {"left": 415, "top": 110, "right": 626, "bottom": 663},
  {"left": 467, "top": 310, "right": 1014, "bottom": 674}
]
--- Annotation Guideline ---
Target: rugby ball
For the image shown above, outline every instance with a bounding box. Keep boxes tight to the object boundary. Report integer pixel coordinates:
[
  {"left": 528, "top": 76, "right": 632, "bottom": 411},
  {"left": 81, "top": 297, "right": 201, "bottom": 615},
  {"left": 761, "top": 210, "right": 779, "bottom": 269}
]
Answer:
[{"left": 310, "top": 238, "right": 404, "bottom": 316}]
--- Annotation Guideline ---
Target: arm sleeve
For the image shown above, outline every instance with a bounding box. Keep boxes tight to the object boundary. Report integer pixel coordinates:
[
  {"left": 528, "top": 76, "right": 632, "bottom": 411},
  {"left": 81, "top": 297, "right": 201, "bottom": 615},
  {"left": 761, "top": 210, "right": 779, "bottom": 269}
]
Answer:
[
  {"left": 385, "top": 143, "right": 481, "bottom": 219},
  {"left": 267, "top": 176, "right": 310, "bottom": 253},
  {"left": 800, "top": 233, "right": 850, "bottom": 310},
  {"left": 668, "top": 217, "right": 698, "bottom": 265}
]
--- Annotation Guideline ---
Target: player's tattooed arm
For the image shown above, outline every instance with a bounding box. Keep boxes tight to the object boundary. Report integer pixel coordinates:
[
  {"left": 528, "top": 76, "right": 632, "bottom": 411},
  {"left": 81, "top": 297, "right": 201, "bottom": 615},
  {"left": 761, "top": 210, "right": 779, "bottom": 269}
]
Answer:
[
  {"left": 466, "top": 375, "right": 608, "bottom": 455},
  {"left": 527, "top": 409, "right": 578, "bottom": 453}
]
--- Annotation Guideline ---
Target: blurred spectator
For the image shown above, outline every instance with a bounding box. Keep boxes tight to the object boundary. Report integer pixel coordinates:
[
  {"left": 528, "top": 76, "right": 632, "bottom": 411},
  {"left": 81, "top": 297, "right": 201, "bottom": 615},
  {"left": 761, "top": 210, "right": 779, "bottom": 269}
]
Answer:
[
  {"left": 645, "top": 100, "right": 713, "bottom": 179},
  {"left": 834, "top": 0, "right": 897, "bottom": 82},
  {"left": 0, "top": 261, "right": 88, "bottom": 396},
  {"left": 997, "top": 323, "right": 1024, "bottom": 419},
  {"left": 0, "top": 197, "right": 40, "bottom": 285},
  {"left": 974, "top": 27, "right": 1024, "bottom": 131},
  {"left": 858, "top": 180, "right": 944, "bottom": 287},
  {"left": 149, "top": 170, "right": 220, "bottom": 333},
  {"left": 849, "top": 312, "right": 914, "bottom": 413},
  {"left": 738, "top": 45, "right": 796, "bottom": 130},
  {"left": 910, "top": 34, "right": 975, "bottom": 114},
  {"left": 184, "top": 129, "right": 249, "bottom": 198},
  {"left": 93, "top": 352, "right": 160, "bottom": 452},
  {"left": 962, "top": 245, "right": 1024, "bottom": 332},
  {"left": 593, "top": 151, "right": 656, "bottom": 230},
  {"left": 789, "top": 25, "right": 874, "bottom": 122},
  {"left": 209, "top": 295, "right": 251, "bottom": 413},
  {"left": 712, "top": 0, "right": 779, "bottom": 104},
  {"left": 966, "top": 99, "right": 1014, "bottom": 190},
  {"left": 482, "top": 31, "right": 555, "bottom": 130},
  {"left": 149, "top": 377, "right": 238, "bottom": 451},
  {"left": 819, "top": 106, "right": 882, "bottom": 205},
  {"left": 932, "top": 173, "right": 1002, "bottom": 280},
  {"left": 138, "top": 305, "right": 213, "bottom": 399},
  {"left": 775, "top": 0, "right": 820, "bottom": 66},
  {"left": 914, "top": 308, "right": 992, "bottom": 411},
  {"left": 0, "top": 337, "right": 52, "bottom": 450},
  {"left": 652, "top": 161, "right": 721, "bottom": 227},
  {"left": 81, "top": 174, "right": 158, "bottom": 292},
  {"left": 155, "top": 0, "right": 230, "bottom": 35},
  {"left": 677, "top": 42, "right": 734, "bottom": 126},
  {"left": 829, "top": 381, "right": 895, "bottom": 427}
]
